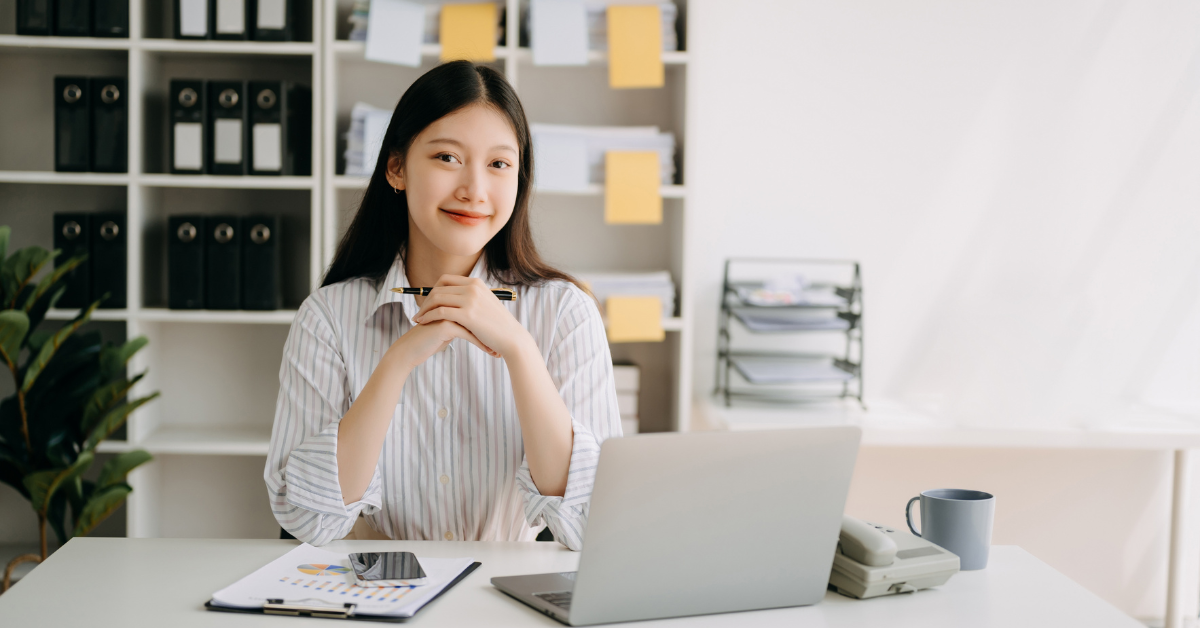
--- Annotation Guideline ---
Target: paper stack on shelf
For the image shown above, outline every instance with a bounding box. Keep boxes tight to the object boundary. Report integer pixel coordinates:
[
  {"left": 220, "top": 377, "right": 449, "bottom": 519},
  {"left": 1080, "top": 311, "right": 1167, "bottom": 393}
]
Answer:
[
  {"left": 351, "top": 0, "right": 505, "bottom": 44},
  {"left": 522, "top": 1, "right": 678, "bottom": 51},
  {"left": 531, "top": 123, "right": 675, "bottom": 192},
  {"left": 731, "top": 307, "right": 851, "bottom": 332},
  {"left": 348, "top": 0, "right": 371, "bottom": 40},
  {"left": 344, "top": 102, "right": 393, "bottom": 177},
  {"left": 613, "top": 363, "right": 640, "bottom": 435},
  {"left": 730, "top": 356, "right": 855, "bottom": 385},
  {"left": 577, "top": 271, "right": 675, "bottom": 322}
]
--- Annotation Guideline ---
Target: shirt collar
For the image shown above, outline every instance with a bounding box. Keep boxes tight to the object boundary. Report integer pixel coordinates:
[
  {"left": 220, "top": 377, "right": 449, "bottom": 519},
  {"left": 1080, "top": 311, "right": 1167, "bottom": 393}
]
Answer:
[{"left": 367, "top": 253, "right": 490, "bottom": 324}]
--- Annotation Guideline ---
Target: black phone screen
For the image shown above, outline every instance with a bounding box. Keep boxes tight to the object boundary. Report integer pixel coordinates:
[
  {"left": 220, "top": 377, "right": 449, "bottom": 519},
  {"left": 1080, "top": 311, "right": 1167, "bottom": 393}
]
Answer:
[{"left": 348, "top": 552, "right": 427, "bottom": 581}]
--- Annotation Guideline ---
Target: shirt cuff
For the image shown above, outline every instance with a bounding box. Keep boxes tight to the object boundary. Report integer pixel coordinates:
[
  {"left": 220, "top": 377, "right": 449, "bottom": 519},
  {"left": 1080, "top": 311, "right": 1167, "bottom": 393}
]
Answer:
[
  {"left": 516, "top": 419, "right": 601, "bottom": 550},
  {"left": 284, "top": 421, "right": 384, "bottom": 528}
]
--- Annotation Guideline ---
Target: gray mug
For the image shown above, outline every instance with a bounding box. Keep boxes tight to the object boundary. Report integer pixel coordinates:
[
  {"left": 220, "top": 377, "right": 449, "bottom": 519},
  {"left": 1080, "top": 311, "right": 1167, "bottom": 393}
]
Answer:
[{"left": 906, "top": 489, "right": 995, "bottom": 570}]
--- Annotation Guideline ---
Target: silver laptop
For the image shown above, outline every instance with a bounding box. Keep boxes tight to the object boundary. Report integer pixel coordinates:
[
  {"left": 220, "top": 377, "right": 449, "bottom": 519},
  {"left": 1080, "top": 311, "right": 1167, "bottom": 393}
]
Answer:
[{"left": 492, "top": 426, "right": 861, "bottom": 625}]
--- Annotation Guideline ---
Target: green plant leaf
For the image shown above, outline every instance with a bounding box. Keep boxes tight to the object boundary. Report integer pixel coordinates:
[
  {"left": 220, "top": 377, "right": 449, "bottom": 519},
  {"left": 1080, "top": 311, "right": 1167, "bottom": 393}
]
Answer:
[
  {"left": 72, "top": 482, "right": 131, "bottom": 538},
  {"left": 0, "top": 309, "right": 30, "bottom": 369},
  {"left": 23, "top": 450, "right": 93, "bottom": 514},
  {"left": 100, "top": 336, "right": 149, "bottom": 381},
  {"left": 82, "top": 393, "right": 158, "bottom": 452},
  {"left": 23, "top": 250, "right": 85, "bottom": 313},
  {"left": 0, "top": 457, "right": 29, "bottom": 500},
  {"left": 47, "top": 487, "right": 71, "bottom": 546},
  {"left": 21, "top": 299, "right": 100, "bottom": 393},
  {"left": 24, "top": 285, "right": 65, "bottom": 348},
  {"left": 0, "top": 226, "right": 10, "bottom": 266},
  {"left": 1, "top": 246, "right": 54, "bottom": 310},
  {"left": 82, "top": 372, "right": 144, "bottom": 434},
  {"left": 26, "top": 329, "right": 52, "bottom": 354},
  {"left": 96, "top": 450, "right": 152, "bottom": 489}
]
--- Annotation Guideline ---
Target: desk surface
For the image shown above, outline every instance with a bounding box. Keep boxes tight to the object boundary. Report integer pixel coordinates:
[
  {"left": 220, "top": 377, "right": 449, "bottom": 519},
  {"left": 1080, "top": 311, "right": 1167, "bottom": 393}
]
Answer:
[{"left": 0, "top": 538, "right": 1141, "bottom": 627}]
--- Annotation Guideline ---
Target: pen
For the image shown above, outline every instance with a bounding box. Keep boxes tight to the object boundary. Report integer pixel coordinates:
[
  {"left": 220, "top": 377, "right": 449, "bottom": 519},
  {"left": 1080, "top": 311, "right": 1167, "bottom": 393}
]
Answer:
[{"left": 391, "top": 287, "right": 518, "bottom": 301}]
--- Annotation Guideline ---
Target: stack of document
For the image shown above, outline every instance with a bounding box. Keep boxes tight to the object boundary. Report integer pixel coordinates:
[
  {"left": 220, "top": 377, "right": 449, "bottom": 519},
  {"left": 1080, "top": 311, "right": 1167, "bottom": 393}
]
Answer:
[
  {"left": 613, "top": 363, "right": 640, "bottom": 435},
  {"left": 732, "top": 307, "right": 851, "bottom": 332},
  {"left": 521, "top": 1, "right": 677, "bottom": 52},
  {"left": 577, "top": 271, "right": 675, "bottom": 322},
  {"left": 344, "top": 102, "right": 393, "bottom": 177},
  {"left": 730, "top": 356, "right": 856, "bottom": 385},
  {"left": 348, "top": 0, "right": 370, "bottom": 40},
  {"left": 531, "top": 123, "right": 675, "bottom": 192},
  {"left": 351, "top": 0, "right": 504, "bottom": 44}
]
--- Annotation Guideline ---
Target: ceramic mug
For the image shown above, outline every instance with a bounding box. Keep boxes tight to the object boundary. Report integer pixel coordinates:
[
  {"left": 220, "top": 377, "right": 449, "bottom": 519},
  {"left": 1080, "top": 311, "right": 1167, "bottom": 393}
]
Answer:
[{"left": 906, "top": 489, "right": 995, "bottom": 570}]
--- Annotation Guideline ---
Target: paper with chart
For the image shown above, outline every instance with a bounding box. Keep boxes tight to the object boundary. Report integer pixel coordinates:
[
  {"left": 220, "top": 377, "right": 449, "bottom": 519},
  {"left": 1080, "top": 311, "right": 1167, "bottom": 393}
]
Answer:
[{"left": 210, "top": 543, "right": 474, "bottom": 618}]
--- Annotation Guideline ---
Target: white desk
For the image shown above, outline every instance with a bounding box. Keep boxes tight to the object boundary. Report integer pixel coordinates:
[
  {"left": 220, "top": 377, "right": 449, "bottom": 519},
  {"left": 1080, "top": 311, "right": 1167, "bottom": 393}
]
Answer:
[{"left": 0, "top": 538, "right": 1141, "bottom": 627}]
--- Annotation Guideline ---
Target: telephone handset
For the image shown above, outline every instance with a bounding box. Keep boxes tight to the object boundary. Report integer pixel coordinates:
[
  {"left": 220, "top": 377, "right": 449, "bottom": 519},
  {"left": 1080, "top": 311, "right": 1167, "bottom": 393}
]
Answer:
[{"left": 829, "top": 516, "right": 960, "bottom": 599}]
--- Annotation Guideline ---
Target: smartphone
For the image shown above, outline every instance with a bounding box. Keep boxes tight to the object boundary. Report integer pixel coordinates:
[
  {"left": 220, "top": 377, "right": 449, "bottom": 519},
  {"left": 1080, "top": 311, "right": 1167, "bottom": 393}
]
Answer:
[{"left": 348, "top": 552, "right": 428, "bottom": 587}]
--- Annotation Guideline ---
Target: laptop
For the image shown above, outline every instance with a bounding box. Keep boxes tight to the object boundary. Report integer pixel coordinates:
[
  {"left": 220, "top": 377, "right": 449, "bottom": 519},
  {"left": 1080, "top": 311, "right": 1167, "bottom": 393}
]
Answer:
[{"left": 491, "top": 426, "right": 861, "bottom": 625}]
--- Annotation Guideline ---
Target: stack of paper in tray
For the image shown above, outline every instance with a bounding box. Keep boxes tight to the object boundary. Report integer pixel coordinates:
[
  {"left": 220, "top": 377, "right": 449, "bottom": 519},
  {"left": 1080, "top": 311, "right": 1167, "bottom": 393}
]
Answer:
[
  {"left": 577, "top": 271, "right": 675, "bottom": 322},
  {"left": 731, "top": 307, "right": 851, "bottom": 332},
  {"left": 531, "top": 123, "right": 675, "bottom": 192},
  {"left": 729, "top": 356, "right": 856, "bottom": 386},
  {"left": 344, "top": 102, "right": 393, "bottom": 177}
]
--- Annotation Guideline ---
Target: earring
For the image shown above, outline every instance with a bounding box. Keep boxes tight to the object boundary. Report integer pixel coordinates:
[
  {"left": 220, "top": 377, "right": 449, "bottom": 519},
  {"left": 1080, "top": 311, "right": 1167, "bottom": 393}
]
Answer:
[{"left": 393, "top": 187, "right": 399, "bottom": 195}]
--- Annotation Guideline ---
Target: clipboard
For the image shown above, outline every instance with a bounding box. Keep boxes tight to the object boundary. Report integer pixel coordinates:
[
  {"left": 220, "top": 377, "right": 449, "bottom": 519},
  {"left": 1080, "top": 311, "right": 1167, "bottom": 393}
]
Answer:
[{"left": 204, "top": 561, "right": 481, "bottom": 622}]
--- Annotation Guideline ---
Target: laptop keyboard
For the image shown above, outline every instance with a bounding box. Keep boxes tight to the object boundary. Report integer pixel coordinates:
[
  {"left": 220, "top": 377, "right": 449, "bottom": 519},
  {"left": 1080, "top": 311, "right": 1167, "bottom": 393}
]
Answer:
[{"left": 534, "top": 590, "right": 573, "bottom": 611}]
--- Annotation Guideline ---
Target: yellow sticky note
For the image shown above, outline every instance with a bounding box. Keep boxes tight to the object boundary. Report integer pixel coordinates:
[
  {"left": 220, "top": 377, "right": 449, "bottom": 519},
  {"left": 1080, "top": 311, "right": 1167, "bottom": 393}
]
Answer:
[
  {"left": 605, "top": 151, "right": 662, "bottom": 224},
  {"left": 607, "top": 296, "right": 665, "bottom": 343},
  {"left": 607, "top": 5, "right": 664, "bottom": 89},
  {"left": 440, "top": 3, "right": 497, "bottom": 62}
]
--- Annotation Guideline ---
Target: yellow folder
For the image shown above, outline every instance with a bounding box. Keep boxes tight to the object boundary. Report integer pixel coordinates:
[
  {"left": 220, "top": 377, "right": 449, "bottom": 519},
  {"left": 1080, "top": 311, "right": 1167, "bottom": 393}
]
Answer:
[
  {"left": 607, "top": 5, "right": 664, "bottom": 88},
  {"left": 605, "top": 151, "right": 662, "bottom": 224},
  {"left": 441, "top": 3, "right": 497, "bottom": 62},
  {"left": 607, "top": 296, "right": 665, "bottom": 343}
]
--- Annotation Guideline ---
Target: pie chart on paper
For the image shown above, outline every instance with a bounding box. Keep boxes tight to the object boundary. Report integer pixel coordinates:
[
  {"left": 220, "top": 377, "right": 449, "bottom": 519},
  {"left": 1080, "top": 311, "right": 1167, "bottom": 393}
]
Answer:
[{"left": 296, "top": 564, "right": 352, "bottom": 576}]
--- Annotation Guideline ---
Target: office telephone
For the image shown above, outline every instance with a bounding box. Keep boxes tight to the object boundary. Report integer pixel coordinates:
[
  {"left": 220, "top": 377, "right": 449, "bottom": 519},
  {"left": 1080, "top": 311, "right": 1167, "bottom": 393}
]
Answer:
[{"left": 829, "top": 516, "right": 960, "bottom": 599}]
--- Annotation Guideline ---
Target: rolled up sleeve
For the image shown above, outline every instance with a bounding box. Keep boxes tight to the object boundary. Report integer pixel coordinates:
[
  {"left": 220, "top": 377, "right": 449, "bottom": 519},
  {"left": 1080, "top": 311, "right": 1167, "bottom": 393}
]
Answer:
[
  {"left": 515, "top": 287, "right": 622, "bottom": 550},
  {"left": 264, "top": 296, "right": 383, "bottom": 546}
]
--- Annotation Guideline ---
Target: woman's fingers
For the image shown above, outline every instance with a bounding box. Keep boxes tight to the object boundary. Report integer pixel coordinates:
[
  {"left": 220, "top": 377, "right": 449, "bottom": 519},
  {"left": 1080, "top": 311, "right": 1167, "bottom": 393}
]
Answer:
[
  {"left": 414, "top": 291, "right": 468, "bottom": 321},
  {"left": 442, "top": 321, "right": 499, "bottom": 357}
]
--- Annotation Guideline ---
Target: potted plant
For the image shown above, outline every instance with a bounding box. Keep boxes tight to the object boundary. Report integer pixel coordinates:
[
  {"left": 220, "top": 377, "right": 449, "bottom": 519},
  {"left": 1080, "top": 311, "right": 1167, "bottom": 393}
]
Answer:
[{"left": 0, "top": 225, "right": 159, "bottom": 591}]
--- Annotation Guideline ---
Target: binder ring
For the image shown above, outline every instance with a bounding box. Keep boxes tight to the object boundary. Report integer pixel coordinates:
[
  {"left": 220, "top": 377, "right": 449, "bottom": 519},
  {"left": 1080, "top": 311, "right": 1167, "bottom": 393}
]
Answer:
[
  {"left": 257, "top": 89, "right": 277, "bottom": 110},
  {"left": 63, "top": 84, "right": 82, "bottom": 104},
  {"left": 100, "top": 84, "right": 120, "bottom": 105},
  {"left": 218, "top": 89, "right": 239, "bottom": 108},
  {"left": 214, "top": 223, "right": 235, "bottom": 244},
  {"left": 99, "top": 221, "right": 120, "bottom": 241},
  {"left": 62, "top": 221, "right": 82, "bottom": 240},
  {"left": 179, "top": 88, "right": 198, "bottom": 107},
  {"left": 250, "top": 224, "right": 271, "bottom": 245},
  {"left": 177, "top": 222, "right": 197, "bottom": 243}
]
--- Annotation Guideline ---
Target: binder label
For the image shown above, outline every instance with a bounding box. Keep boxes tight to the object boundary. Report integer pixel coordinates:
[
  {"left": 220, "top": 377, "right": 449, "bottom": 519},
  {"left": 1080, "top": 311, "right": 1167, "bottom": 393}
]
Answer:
[
  {"left": 253, "top": 123, "right": 283, "bottom": 171},
  {"left": 214, "top": 119, "right": 244, "bottom": 164},
  {"left": 174, "top": 123, "right": 204, "bottom": 171},
  {"left": 258, "top": 0, "right": 287, "bottom": 29},
  {"left": 217, "top": 0, "right": 245, "bottom": 34},
  {"left": 180, "top": 0, "right": 209, "bottom": 36}
]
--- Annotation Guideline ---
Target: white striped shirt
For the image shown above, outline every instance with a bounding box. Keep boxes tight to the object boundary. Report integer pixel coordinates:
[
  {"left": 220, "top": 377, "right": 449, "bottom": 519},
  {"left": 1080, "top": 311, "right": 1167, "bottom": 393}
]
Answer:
[{"left": 264, "top": 254, "right": 621, "bottom": 550}]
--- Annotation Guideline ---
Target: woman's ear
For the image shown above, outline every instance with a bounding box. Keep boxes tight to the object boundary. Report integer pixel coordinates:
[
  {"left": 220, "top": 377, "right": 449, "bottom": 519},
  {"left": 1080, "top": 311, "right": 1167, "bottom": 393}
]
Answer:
[{"left": 385, "top": 153, "right": 406, "bottom": 191}]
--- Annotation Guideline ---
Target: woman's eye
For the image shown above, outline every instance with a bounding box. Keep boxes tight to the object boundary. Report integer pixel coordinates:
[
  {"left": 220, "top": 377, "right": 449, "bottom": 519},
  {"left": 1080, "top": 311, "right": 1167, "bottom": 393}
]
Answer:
[
  {"left": 436, "top": 153, "right": 460, "bottom": 164},
  {"left": 491, "top": 160, "right": 510, "bottom": 169}
]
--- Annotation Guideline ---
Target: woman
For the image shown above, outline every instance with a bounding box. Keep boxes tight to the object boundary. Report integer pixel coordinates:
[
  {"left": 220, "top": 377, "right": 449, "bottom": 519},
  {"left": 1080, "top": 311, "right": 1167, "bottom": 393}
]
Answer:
[{"left": 264, "top": 61, "right": 620, "bottom": 550}]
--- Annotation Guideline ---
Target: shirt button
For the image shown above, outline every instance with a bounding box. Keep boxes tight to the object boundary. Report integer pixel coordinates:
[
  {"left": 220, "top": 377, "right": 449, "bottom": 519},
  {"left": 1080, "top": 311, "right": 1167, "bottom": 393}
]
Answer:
[
  {"left": 437, "top": 407, "right": 448, "bottom": 419},
  {"left": 444, "top": 531, "right": 454, "bottom": 540},
  {"left": 440, "top": 475, "right": 449, "bottom": 485}
]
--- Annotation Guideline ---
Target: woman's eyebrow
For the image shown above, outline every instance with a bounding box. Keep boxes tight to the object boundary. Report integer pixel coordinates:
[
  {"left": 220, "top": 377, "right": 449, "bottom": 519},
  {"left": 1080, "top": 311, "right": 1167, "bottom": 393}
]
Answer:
[{"left": 427, "top": 138, "right": 517, "bottom": 154}]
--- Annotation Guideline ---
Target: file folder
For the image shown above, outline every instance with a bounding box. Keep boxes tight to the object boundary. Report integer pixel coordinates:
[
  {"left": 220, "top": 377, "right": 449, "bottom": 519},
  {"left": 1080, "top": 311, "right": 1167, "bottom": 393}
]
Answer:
[
  {"left": 207, "top": 80, "right": 248, "bottom": 175},
  {"left": 17, "top": 0, "right": 53, "bottom": 35},
  {"left": 92, "top": 0, "right": 129, "bottom": 37},
  {"left": 253, "top": 0, "right": 293, "bottom": 41},
  {"left": 206, "top": 217, "right": 241, "bottom": 310},
  {"left": 176, "top": 0, "right": 212, "bottom": 39},
  {"left": 241, "top": 215, "right": 281, "bottom": 310},
  {"left": 169, "top": 215, "right": 206, "bottom": 309},
  {"left": 215, "top": 0, "right": 248, "bottom": 39},
  {"left": 55, "top": 0, "right": 90, "bottom": 36},
  {"left": 91, "top": 212, "right": 127, "bottom": 309},
  {"left": 170, "top": 80, "right": 207, "bottom": 174},
  {"left": 249, "top": 81, "right": 310, "bottom": 176},
  {"left": 90, "top": 78, "right": 128, "bottom": 173},
  {"left": 55, "top": 77, "right": 90, "bottom": 173},
  {"left": 53, "top": 213, "right": 91, "bottom": 309}
]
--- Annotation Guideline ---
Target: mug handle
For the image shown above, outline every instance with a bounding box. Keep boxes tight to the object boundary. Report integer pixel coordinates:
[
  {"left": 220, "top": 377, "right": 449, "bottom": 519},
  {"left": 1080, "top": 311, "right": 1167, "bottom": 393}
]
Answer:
[{"left": 906, "top": 496, "right": 922, "bottom": 537}]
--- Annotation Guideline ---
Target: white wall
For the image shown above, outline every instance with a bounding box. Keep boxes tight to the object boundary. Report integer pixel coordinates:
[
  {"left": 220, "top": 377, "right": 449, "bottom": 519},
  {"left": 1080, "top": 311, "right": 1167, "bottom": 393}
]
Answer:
[{"left": 688, "top": 0, "right": 1200, "bottom": 620}]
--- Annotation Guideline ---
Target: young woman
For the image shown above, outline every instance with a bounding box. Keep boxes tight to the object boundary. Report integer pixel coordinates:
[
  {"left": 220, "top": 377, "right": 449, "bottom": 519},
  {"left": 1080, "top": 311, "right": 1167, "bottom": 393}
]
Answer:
[{"left": 264, "top": 61, "right": 620, "bottom": 551}]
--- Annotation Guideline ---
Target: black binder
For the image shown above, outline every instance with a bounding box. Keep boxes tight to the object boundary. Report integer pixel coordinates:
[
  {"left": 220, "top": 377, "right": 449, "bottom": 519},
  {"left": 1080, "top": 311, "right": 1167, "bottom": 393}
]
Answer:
[
  {"left": 241, "top": 215, "right": 281, "bottom": 310},
  {"left": 52, "top": 214, "right": 91, "bottom": 309},
  {"left": 249, "top": 81, "right": 310, "bottom": 176},
  {"left": 55, "top": 77, "right": 90, "bottom": 173},
  {"left": 170, "top": 79, "right": 207, "bottom": 174},
  {"left": 17, "top": 0, "right": 53, "bottom": 35},
  {"left": 175, "top": 0, "right": 212, "bottom": 39},
  {"left": 168, "top": 216, "right": 206, "bottom": 309},
  {"left": 207, "top": 80, "right": 248, "bottom": 175},
  {"left": 93, "top": 0, "right": 129, "bottom": 37},
  {"left": 91, "top": 78, "right": 127, "bottom": 173},
  {"left": 54, "top": 0, "right": 90, "bottom": 36},
  {"left": 215, "top": 0, "right": 249, "bottom": 39},
  {"left": 91, "top": 212, "right": 127, "bottom": 309},
  {"left": 206, "top": 216, "right": 241, "bottom": 310},
  {"left": 252, "top": 0, "right": 292, "bottom": 41}
]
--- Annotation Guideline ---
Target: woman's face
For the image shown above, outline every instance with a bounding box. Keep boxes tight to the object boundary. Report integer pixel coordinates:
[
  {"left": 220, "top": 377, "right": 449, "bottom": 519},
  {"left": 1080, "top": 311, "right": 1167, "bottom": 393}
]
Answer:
[{"left": 387, "top": 104, "right": 520, "bottom": 259}]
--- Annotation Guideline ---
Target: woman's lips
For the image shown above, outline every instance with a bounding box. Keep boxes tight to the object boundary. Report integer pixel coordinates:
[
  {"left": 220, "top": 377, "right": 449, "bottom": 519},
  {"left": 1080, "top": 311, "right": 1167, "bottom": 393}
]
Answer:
[{"left": 440, "top": 208, "right": 489, "bottom": 226}]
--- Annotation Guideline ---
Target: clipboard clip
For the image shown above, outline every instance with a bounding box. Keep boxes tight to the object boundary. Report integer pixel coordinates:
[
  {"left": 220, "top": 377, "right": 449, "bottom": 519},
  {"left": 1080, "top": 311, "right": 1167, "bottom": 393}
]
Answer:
[{"left": 263, "top": 599, "right": 357, "bottom": 619}]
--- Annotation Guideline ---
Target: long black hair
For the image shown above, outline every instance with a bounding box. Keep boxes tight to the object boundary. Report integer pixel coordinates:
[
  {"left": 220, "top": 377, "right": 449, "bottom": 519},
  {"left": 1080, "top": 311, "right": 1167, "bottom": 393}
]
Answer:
[{"left": 322, "top": 61, "right": 576, "bottom": 290}]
